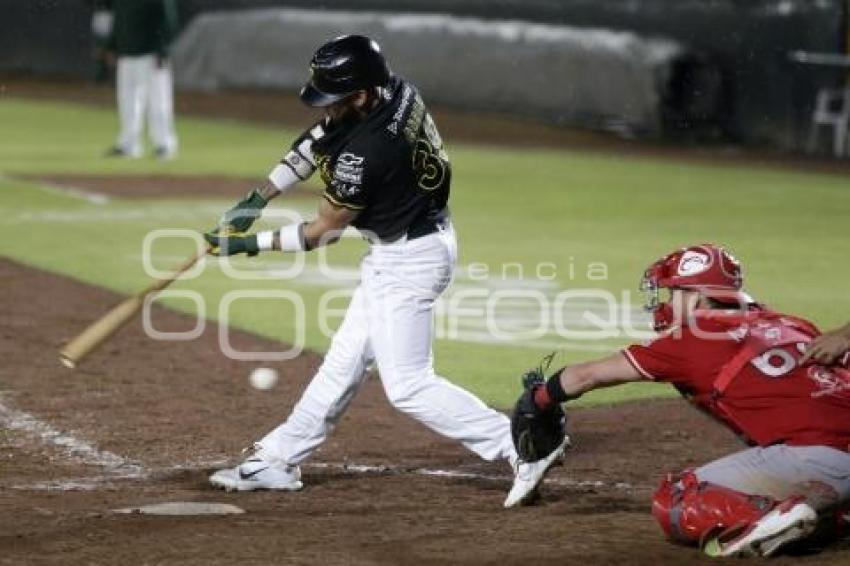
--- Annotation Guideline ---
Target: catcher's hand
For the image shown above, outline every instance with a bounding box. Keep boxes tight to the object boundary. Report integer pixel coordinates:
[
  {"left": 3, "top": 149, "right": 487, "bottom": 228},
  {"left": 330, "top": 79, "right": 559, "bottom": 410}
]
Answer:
[
  {"left": 511, "top": 363, "right": 567, "bottom": 462},
  {"left": 210, "top": 188, "right": 269, "bottom": 234},
  {"left": 800, "top": 324, "right": 850, "bottom": 366},
  {"left": 203, "top": 229, "right": 260, "bottom": 257}
]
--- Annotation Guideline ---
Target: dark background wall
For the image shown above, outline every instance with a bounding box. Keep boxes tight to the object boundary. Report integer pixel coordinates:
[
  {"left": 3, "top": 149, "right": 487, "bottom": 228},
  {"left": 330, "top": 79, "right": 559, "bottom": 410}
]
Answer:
[{"left": 1, "top": 0, "right": 846, "bottom": 150}]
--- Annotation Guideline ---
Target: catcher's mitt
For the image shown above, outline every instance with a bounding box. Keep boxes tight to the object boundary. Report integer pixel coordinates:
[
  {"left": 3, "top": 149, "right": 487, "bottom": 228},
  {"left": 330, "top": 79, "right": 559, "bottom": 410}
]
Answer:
[{"left": 511, "top": 355, "right": 567, "bottom": 462}]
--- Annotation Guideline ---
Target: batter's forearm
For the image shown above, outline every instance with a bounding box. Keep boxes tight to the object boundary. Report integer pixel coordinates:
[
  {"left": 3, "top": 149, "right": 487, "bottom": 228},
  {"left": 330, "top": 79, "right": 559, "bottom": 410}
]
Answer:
[
  {"left": 269, "top": 223, "right": 308, "bottom": 252},
  {"left": 267, "top": 220, "right": 340, "bottom": 252},
  {"left": 256, "top": 181, "right": 282, "bottom": 202},
  {"left": 264, "top": 196, "right": 357, "bottom": 253},
  {"left": 265, "top": 125, "right": 323, "bottom": 195}
]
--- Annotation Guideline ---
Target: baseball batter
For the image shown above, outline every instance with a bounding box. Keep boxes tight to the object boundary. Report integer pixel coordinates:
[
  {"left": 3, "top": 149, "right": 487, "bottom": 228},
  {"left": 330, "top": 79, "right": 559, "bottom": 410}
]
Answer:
[
  {"left": 203, "top": 35, "right": 565, "bottom": 507},
  {"left": 512, "top": 244, "right": 850, "bottom": 557}
]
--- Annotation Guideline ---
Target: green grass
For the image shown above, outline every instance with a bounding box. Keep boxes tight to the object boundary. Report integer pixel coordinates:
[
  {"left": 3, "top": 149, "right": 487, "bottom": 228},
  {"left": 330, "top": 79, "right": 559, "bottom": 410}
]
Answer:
[
  {"left": 0, "top": 98, "right": 285, "bottom": 176},
  {"left": 1, "top": 97, "right": 848, "bottom": 408}
]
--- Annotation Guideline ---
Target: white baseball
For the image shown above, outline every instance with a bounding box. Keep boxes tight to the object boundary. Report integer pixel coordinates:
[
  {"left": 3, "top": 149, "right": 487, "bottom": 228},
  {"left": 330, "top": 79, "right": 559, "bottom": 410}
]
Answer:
[{"left": 249, "top": 367, "right": 278, "bottom": 390}]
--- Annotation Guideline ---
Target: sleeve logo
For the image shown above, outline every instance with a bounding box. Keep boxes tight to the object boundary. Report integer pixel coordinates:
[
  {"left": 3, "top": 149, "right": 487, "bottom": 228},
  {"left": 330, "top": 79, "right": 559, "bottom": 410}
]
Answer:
[{"left": 334, "top": 152, "right": 365, "bottom": 184}]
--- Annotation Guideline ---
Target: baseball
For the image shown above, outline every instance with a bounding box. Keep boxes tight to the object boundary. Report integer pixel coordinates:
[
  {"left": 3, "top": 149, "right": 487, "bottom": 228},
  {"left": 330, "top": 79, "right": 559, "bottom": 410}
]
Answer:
[{"left": 249, "top": 367, "right": 278, "bottom": 390}]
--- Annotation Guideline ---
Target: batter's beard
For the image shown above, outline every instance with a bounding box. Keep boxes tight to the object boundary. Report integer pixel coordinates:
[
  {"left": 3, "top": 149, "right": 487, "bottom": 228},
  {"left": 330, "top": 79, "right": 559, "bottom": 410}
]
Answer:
[
  {"left": 326, "top": 91, "right": 380, "bottom": 126},
  {"left": 326, "top": 106, "right": 361, "bottom": 128}
]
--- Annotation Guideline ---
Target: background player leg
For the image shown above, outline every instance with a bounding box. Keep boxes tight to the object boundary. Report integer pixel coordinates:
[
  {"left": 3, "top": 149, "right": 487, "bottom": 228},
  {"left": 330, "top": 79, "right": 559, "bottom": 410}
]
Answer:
[
  {"left": 147, "top": 57, "right": 178, "bottom": 159},
  {"left": 113, "top": 56, "right": 146, "bottom": 158}
]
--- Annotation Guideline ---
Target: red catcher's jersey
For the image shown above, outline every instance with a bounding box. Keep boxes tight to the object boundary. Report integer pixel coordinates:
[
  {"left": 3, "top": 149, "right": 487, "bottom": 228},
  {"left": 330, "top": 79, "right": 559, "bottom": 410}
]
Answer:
[{"left": 624, "top": 310, "right": 850, "bottom": 452}]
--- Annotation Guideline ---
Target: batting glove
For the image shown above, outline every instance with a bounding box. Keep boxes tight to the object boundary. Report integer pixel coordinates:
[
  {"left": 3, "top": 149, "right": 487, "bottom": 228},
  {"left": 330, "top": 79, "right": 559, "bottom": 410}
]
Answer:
[
  {"left": 211, "top": 189, "right": 269, "bottom": 234},
  {"left": 204, "top": 230, "right": 260, "bottom": 257}
]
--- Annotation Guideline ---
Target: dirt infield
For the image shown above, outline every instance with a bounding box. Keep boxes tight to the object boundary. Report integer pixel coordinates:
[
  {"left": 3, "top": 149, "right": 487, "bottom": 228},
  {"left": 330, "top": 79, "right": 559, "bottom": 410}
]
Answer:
[{"left": 1, "top": 258, "right": 848, "bottom": 564}]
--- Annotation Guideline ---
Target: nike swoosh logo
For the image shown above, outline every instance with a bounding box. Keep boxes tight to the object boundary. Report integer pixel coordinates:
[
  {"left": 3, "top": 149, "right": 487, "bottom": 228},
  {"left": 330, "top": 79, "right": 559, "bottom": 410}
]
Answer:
[{"left": 239, "top": 466, "right": 269, "bottom": 480}]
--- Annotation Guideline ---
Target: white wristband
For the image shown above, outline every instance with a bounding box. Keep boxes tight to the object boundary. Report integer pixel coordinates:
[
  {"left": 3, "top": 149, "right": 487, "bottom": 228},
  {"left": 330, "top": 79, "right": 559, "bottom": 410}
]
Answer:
[
  {"left": 268, "top": 160, "right": 301, "bottom": 193},
  {"left": 256, "top": 230, "right": 275, "bottom": 251},
  {"left": 278, "top": 223, "right": 306, "bottom": 252}
]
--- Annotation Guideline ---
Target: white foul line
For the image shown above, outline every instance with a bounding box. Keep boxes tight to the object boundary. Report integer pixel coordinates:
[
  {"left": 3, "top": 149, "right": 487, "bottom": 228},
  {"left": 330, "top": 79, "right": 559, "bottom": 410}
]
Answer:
[
  {"left": 0, "top": 395, "right": 145, "bottom": 478},
  {"left": 27, "top": 179, "right": 112, "bottom": 205},
  {"left": 0, "top": 397, "right": 640, "bottom": 493},
  {"left": 306, "top": 461, "right": 641, "bottom": 491},
  {"left": 7, "top": 457, "right": 643, "bottom": 493}
]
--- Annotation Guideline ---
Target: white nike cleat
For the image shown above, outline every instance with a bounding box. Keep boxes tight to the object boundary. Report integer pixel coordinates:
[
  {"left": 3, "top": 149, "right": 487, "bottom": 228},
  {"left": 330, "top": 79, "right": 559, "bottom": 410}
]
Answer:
[
  {"left": 504, "top": 437, "right": 569, "bottom": 508},
  {"left": 703, "top": 498, "right": 817, "bottom": 558},
  {"left": 209, "top": 452, "right": 303, "bottom": 492}
]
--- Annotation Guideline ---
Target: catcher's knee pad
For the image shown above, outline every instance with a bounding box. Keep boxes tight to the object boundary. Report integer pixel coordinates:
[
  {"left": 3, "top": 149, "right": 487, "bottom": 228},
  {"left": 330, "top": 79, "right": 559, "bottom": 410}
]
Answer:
[{"left": 651, "top": 470, "right": 775, "bottom": 544}]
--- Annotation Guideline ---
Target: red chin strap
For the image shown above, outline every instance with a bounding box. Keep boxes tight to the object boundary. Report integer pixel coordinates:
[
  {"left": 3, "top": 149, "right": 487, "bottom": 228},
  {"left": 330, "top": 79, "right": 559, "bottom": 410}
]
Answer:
[{"left": 652, "top": 303, "right": 674, "bottom": 332}]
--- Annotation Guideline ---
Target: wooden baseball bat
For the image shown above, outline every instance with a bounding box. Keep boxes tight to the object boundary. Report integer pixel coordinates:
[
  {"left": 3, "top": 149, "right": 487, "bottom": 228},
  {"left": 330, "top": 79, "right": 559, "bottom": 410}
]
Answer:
[{"left": 59, "top": 247, "right": 209, "bottom": 369}]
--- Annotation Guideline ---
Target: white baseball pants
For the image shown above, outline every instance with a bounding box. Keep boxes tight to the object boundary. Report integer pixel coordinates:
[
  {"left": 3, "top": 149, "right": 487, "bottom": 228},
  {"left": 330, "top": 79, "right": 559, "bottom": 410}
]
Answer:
[
  {"left": 115, "top": 54, "right": 178, "bottom": 157},
  {"left": 258, "top": 223, "right": 517, "bottom": 466},
  {"left": 695, "top": 444, "right": 850, "bottom": 511}
]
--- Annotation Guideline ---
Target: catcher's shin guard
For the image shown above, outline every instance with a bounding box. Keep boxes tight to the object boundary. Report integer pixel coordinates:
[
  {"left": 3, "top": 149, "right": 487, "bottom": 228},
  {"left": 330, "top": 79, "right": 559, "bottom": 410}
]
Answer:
[{"left": 651, "top": 470, "right": 775, "bottom": 544}]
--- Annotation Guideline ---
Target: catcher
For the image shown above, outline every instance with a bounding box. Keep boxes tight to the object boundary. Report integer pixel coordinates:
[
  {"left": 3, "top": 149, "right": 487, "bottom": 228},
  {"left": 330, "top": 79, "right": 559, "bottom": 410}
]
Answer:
[{"left": 511, "top": 243, "right": 850, "bottom": 557}]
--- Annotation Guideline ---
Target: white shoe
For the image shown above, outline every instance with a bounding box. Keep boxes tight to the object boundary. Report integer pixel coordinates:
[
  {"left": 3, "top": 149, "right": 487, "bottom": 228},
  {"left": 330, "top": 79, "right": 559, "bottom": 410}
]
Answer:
[
  {"left": 209, "top": 452, "right": 303, "bottom": 492},
  {"left": 703, "top": 499, "right": 817, "bottom": 558},
  {"left": 504, "top": 436, "right": 569, "bottom": 508}
]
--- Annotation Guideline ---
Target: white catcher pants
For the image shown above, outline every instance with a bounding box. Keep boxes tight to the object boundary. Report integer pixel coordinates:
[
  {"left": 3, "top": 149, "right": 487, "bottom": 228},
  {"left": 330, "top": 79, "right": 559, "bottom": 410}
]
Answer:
[
  {"left": 115, "top": 54, "right": 178, "bottom": 157},
  {"left": 258, "top": 223, "right": 517, "bottom": 466}
]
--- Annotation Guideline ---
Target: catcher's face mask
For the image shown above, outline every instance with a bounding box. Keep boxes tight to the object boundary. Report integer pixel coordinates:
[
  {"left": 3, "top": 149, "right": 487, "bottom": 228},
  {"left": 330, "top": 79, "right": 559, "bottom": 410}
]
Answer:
[{"left": 640, "top": 263, "right": 675, "bottom": 332}]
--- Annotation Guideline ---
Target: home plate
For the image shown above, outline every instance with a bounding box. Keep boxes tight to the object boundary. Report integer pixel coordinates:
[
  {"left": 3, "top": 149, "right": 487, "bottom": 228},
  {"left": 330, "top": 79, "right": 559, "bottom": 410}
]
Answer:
[{"left": 114, "top": 502, "right": 245, "bottom": 516}]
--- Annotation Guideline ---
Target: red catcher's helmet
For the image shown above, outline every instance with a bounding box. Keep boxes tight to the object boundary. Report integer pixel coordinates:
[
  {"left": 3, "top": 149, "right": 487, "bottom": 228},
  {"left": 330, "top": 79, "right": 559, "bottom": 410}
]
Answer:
[{"left": 641, "top": 243, "right": 752, "bottom": 331}]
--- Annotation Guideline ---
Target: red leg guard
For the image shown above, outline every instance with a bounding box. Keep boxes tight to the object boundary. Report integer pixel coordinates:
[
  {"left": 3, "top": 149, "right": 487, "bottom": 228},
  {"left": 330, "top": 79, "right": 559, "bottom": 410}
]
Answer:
[{"left": 652, "top": 471, "right": 776, "bottom": 544}]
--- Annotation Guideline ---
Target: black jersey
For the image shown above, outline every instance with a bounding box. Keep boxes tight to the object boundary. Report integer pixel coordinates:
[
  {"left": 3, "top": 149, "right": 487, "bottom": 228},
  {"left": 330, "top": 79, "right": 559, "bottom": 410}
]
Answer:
[{"left": 308, "top": 77, "right": 451, "bottom": 240}]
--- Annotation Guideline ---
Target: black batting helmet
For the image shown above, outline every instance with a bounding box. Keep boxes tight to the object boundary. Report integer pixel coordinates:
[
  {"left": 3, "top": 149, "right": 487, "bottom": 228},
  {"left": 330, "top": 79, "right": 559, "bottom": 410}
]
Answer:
[{"left": 299, "top": 35, "right": 391, "bottom": 107}]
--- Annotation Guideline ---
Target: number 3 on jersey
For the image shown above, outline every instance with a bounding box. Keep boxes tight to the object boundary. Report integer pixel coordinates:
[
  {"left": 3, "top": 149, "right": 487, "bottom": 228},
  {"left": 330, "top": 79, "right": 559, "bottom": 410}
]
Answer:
[{"left": 413, "top": 113, "right": 449, "bottom": 192}]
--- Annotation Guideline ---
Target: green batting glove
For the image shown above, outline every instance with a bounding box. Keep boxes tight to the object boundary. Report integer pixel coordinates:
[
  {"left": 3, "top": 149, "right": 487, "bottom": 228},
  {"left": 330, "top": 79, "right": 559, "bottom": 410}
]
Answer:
[
  {"left": 213, "top": 189, "right": 269, "bottom": 233},
  {"left": 203, "top": 230, "right": 260, "bottom": 257}
]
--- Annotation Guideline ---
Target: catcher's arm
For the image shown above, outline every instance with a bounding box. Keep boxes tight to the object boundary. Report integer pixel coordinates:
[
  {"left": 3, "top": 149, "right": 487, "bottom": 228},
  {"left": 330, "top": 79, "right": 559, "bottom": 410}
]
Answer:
[
  {"left": 510, "top": 353, "right": 641, "bottom": 462},
  {"left": 551, "top": 352, "right": 642, "bottom": 400}
]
